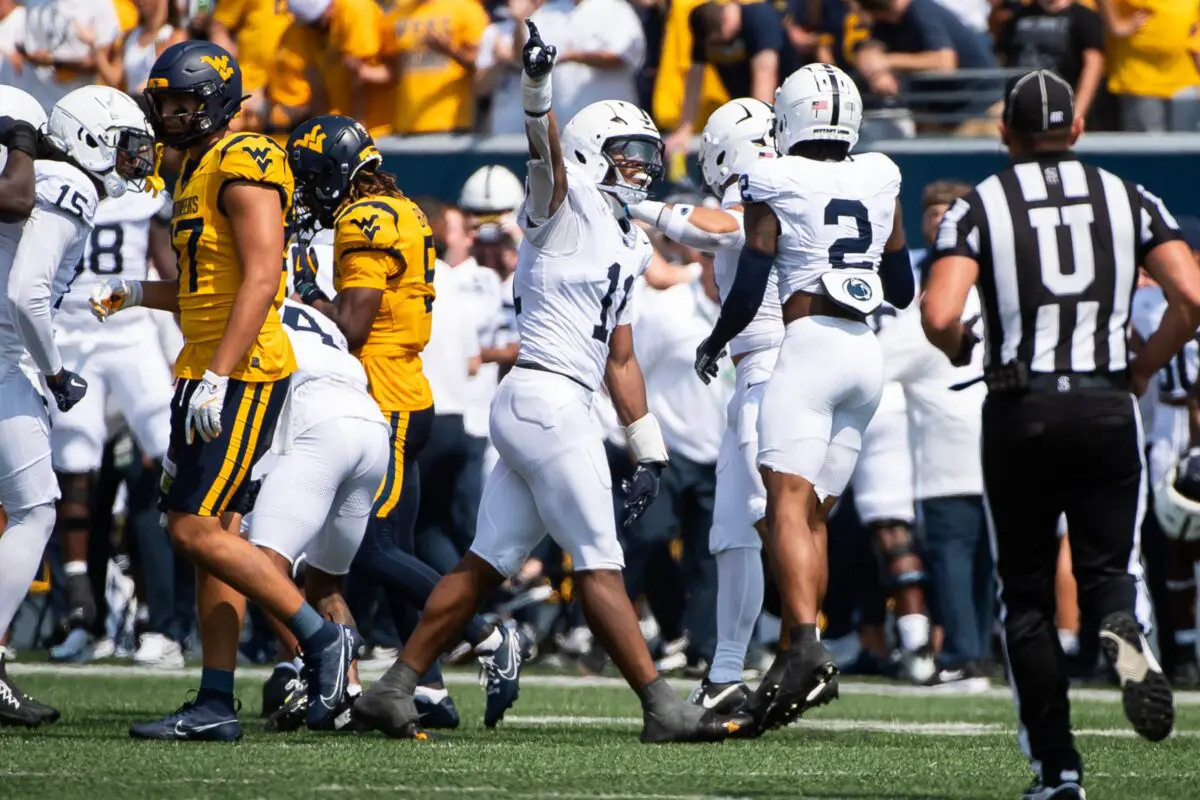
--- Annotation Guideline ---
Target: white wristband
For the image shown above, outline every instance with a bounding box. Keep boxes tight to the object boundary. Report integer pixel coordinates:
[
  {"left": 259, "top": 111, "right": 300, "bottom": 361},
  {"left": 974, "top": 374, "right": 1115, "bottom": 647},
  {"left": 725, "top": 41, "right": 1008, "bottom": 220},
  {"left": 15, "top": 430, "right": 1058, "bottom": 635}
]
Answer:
[
  {"left": 625, "top": 413, "right": 668, "bottom": 464},
  {"left": 522, "top": 73, "right": 552, "bottom": 116},
  {"left": 125, "top": 279, "right": 144, "bottom": 308},
  {"left": 628, "top": 200, "right": 665, "bottom": 226},
  {"left": 663, "top": 204, "right": 696, "bottom": 243}
]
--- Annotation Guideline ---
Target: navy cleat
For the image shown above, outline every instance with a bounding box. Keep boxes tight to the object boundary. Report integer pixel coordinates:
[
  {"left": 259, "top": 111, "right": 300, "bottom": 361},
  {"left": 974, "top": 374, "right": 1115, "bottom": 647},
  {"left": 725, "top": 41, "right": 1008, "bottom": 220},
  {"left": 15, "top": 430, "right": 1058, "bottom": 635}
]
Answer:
[
  {"left": 415, "top": 689, "right": 460, "bottom": 729},
  {"left": 129, "top": 693, "right": 242, "bottom": 741},
  {"left": 261, "top": 663, "right": 302, "bottom": 717},
  {"left": 302, "top": 624, "right": 362, "bottom": 730},
  {"left": 480, "top": 624, "right": 531, "bottom": 728}
]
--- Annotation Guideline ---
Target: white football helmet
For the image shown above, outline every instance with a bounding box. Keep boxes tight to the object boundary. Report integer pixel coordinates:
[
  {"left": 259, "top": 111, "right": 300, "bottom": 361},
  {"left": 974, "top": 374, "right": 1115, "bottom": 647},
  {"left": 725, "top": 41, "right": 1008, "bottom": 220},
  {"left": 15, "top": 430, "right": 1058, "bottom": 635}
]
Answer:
[
  {"left": 561, "top": 100, "right": 664, "bottom": 207},
  {"left": 774, "top": 63, "right": 863, "bottom": 156},
  {"left": 46, "top": 85, "right": 155, "bottom": 199},
  {"left": 0, "top": 86, "right": 48, "bottom": 171},
  {"left": 1155, "top": 450, "right": 1200, "bottom": 541},
  {"left": 698, "top": 98, "right": 776, "bottom": 196},
  {"left": 459, "top": 165, "right": 524, "bottom": 218}
]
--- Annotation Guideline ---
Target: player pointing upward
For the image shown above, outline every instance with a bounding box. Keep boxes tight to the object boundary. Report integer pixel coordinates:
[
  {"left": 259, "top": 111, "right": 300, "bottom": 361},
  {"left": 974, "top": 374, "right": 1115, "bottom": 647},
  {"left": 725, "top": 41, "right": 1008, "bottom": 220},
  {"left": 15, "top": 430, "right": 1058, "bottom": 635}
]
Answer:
[{"left": 355, "top": 21, "right": 750, "bottom": 743}]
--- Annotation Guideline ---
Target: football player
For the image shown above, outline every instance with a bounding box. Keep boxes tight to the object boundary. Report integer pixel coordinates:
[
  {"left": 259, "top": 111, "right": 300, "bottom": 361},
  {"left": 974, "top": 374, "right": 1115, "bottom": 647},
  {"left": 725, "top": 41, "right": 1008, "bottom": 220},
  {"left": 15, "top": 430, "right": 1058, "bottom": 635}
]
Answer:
[
  {"left": 628, "top": 97, "right": 779, "bottom": 712},
  {"left": 286, "top": 114, "right": 522, "bottom": 728},
  {"left": 91, "top": 41, "right": 359, "bottom": 739},
  {"left": 48, "top": 187, "right": 177, "bottom": 664},
  {"left": 693, "top": 64, "right": 914, "bottom": 733},
  {"left": 353, "top": 21, "right": 749, "bottom": 743},
  {"left": 0, "top": 84, "right": 155, "bottom": 728},
  {"left": 246, "top": 297, "right": 392, "bottom": 731}
]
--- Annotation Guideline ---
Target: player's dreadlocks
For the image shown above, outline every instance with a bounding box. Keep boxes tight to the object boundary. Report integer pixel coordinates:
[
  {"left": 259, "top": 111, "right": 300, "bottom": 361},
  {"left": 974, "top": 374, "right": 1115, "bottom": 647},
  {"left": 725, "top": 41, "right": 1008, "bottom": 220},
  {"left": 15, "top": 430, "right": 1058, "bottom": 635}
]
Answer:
[{"left": 341, "top": 167, "right": 408, "bottom": 209}]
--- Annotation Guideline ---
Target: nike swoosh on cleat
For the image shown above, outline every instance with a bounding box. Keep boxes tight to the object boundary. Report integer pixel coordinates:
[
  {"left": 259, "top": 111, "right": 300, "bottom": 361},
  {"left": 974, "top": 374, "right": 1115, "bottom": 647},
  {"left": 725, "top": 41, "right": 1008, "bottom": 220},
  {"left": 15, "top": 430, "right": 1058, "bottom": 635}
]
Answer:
[
  {"left": 1100, "top": 630, "right": 1150, "bottom": 685},
  {"left": 173, "top": 719, "right": 235, "bottom": 736},
  {"left": 701, "top": 685, "right": 742, "bottom": 710},
  {"left": 319, "top": 631, "right": 351, "bottom": 711}
]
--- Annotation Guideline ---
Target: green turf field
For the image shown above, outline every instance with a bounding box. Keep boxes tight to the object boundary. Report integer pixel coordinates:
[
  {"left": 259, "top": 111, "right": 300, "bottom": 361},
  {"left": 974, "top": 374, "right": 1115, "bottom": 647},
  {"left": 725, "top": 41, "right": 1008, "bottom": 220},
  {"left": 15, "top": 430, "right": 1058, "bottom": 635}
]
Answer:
[{"left": 3, "top": 664, "right": 1198, "bottom": 799}]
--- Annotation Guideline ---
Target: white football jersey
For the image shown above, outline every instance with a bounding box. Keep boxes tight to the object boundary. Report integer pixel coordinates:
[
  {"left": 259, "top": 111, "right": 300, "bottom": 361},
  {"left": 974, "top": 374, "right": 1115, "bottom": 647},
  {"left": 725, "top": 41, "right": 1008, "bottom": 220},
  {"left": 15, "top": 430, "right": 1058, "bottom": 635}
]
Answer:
[
  {"left": 514, "top": 165, "right": 654, "bottom": 389},
  {"left": 56, "top": 190, "right": 169, "bottom": 336},
  {"left": 739, "top": 151, "right": 901, "bottom": 311},
  {"left": 1131, "top": 284, "right": 1196, "bottom": 454},
  {"left": 277, "top": 299, "right": 385, "bottom": 442},
  {"left": 715, "top": 183, "right": 783, "bottom": 358},
  {"left": 0, "top": 160, "right": 97, "bottom": 372}
]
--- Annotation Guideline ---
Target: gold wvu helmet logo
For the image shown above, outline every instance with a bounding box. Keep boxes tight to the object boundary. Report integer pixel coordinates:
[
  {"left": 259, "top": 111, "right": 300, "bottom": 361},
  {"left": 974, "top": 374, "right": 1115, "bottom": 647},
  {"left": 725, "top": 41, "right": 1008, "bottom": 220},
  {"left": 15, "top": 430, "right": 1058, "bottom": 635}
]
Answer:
[
  {"left": 201, "top": 54, "right": 235, "bottom": 81},
  {"left": 297, "top": 125, "right": 327, "bottom": 153}
]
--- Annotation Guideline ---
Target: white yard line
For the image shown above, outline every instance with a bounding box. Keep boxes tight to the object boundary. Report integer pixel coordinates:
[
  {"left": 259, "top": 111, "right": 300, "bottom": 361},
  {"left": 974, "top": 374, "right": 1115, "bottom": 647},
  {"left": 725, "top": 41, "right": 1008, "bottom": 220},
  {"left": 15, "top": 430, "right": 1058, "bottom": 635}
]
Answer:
[{"left": 12, "top": 661, "right": 1200, "bottom": 706}]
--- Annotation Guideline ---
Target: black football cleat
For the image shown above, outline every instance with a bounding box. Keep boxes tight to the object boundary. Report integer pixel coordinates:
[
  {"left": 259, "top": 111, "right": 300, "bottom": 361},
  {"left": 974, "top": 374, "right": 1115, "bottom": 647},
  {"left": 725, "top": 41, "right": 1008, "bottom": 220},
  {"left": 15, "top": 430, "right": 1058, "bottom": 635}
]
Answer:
[
  {"left": 688, "top": 677, "right": 750, "bottom": 715},
  {"left": 640, "top": 698, "right": 753, "bottom": 744},
  {"left": 1099, "top": 611, "right": 1174, "bottom": 742},
  {"left": 354, "top": 682, "right": 429, "bottom": 740},
  {"left": 0, "top": 655, "right": 57, "bottom": 727},
  {"left": 750, "top": 640, "right": 840, "bottom": 734},
  {"left": 264, "top": 675, "right": 308, "bottom": 733},
  {"left": 302, "top": 624, "right": 362, "bottom": 730},
  {"left": 261, "top": 663, "right": 302, "bottom": 717}
]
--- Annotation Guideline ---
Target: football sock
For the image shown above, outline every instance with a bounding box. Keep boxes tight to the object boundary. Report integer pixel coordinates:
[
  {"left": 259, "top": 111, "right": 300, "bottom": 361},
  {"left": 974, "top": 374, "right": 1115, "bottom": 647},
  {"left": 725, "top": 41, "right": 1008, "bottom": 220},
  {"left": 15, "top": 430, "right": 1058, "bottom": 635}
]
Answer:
[
  {"left": 415, "top": 685, "right": 448, "bottom": 704},
  {"left": 471, "top": 624, "right": 503, "bottom": 654},
  {"left": 290, "top": 605, "right": 338, "bottom": 652},
  {"left": 897, "top": 614, "right": 931, "bottom": 652},
  {"left": 197, "top": 667, "right": 235, "bottom": 707},
  {"left": 710, "top": 547, "right": 764, "bottom": 685},
  {"left": 788, "top": 624, "right": 820, "bottom": 649},
  {"left": 0, "top": 503, "right": 55, "bottom": 637},
  {"left": 419, "top": 661, "right": 444, "bottom": 686},
  {"left": 376, "top": 660, "right": 420, "bottom": 696},
  {"left": 636, "top": 676, "right": 679, "bottom": 714}
]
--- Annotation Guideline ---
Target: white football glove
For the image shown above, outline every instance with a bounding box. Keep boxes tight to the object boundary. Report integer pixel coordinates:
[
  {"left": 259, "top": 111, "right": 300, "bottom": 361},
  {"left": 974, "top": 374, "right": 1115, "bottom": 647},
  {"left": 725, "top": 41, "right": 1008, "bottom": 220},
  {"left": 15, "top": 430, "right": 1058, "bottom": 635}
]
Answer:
[
  {"left": 186, "top": 370, "right": 228, "bottom": 444},
  {"left": 89, "top": 277, "right": 143, "bottom": 322}
]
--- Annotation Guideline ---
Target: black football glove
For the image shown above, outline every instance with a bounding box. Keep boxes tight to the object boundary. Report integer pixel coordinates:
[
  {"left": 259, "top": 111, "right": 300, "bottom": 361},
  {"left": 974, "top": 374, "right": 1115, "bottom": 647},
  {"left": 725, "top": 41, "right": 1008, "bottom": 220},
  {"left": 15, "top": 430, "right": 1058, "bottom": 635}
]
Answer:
[
  {"left": 291, "top": 244, "right": 328, "bottom": 305},
  {"left": 522, "top": 20, "right": 557, "bottom": 80},
  {"left": 0, "top": 117, "right": 39, "bottom": 160},
  {"left": 693, "top": 337, "right": 726, "bottom": 385},
  {"left": 622, "top": 461, "right": 665, "bottom": 528},
  {"left": 46, "top": 368, "right": 88, "bottom": 413}
]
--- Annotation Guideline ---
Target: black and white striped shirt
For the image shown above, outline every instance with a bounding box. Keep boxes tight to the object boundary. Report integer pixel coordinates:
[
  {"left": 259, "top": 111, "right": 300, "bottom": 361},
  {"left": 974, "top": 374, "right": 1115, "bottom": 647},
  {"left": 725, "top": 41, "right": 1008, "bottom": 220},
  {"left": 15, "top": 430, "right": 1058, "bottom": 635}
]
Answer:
[{"left": 934, "top": 153, "right": 1182, "bottom": 374}]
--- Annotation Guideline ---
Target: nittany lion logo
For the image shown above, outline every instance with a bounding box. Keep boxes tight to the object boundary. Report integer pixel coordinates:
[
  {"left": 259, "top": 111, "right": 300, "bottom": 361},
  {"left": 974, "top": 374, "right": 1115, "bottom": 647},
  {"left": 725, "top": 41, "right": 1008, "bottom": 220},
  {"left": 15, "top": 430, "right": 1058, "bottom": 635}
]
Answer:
[
  {"left": 349, "top": 214, "right": 380, "bottom": 240},
  {"left": 201, "top": 54, "right": 235, "bottom": 81},
  {"left": 297, "top": 125, "right": 326, "bottom": 153},
  {"left": 843, "top": 277, "right": 872, "bottom": 302},
  {"left": 242, "top": 146, "right": 274, "bottom": 174}
]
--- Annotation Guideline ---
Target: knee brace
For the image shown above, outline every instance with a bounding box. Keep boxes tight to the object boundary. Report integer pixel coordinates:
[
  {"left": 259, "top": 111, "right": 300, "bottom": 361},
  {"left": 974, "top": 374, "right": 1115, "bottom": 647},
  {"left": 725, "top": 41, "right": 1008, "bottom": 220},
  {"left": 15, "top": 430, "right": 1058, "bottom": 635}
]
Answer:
[{"left": 872, "top": 520, "right": 927, "bottom": 589}]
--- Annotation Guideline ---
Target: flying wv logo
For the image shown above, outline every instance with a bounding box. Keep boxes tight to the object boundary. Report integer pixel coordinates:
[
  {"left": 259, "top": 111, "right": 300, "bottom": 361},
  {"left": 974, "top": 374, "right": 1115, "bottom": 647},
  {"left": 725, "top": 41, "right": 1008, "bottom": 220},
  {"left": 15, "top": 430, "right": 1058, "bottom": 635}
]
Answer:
[
  {"left": 296, "top": 125, "right": 326, "bottom": 153},
  {"left": 242, "top": 145, "right": 274, "bottom": 174},
  {"left": 200, "top": 54, "right": 235, "bottom": 81},
  {"left": 349, "top": 214, "right": 380, "bottom": 240}
]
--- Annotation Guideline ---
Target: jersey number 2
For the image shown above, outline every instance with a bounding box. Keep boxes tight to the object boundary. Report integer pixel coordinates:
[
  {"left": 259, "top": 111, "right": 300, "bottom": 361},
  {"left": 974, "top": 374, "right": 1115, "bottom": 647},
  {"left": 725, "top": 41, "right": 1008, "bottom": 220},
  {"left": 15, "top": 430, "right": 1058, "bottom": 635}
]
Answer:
[
  {"left": 825, "top": 199, "right": 873, "bottom": 269},
  {"left": 592, "top": 263, "right": 634, "bottom": 343}
]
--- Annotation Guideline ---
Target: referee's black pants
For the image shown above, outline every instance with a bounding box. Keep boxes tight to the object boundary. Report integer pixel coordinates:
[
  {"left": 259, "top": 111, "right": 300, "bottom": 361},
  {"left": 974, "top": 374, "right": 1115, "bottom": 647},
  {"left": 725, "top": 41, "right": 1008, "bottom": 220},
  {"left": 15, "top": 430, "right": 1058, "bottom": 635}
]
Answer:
[{"left": 983, "top": 388, "right": 1147, "bottom": 778}]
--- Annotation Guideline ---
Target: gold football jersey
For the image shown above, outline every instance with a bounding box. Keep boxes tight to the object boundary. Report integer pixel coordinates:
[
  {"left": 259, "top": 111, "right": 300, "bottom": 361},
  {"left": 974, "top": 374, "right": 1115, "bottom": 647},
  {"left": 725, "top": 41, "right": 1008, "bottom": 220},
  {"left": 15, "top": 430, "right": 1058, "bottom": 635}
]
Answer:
[
  {"left": 333, "top": 194, "right": 435, "bottom": 411},
  {"left": 171, "top": 132, "right": 297, "bottom": 382}
]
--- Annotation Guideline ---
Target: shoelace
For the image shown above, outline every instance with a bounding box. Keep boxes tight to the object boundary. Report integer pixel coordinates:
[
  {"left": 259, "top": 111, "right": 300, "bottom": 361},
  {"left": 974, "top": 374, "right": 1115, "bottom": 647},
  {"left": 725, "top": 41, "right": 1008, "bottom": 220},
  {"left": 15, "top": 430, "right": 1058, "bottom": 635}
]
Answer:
[{"left": 0, "top": 681, "right": 20, "bottom": 708}]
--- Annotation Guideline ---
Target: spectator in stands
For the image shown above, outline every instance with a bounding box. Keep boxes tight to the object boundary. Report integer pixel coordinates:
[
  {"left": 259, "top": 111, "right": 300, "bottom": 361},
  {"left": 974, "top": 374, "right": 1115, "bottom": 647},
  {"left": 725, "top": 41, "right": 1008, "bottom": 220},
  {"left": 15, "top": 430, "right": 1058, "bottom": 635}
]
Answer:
[
  {"left": 996, "top": 0, "right": 1105, "bottom": 123},
  {"left": 0, "top": 0, "right": 25, "bottom": 88},
  {"left": 384, "top": 0, "right": 490, "bottom": 136},
  {"left": 270, "top": 0, "right": 392, "bottom": 137},
  {"left": 210, "top": 0, "right": 294, "bottom": 134},
  {"left": 553, "top": 0, "right": 647, "bottom": 126},
  {"left": 16, "top": 0, "right": 123, "bottom": 111},
  {"left": 101, "top": 0, "right": 189, "bottom": 94},
  {"left": 791, "top": 0, "right": 871, "bottom": 74},
  {"left": 476, "top": 0, "right": 573, "bottom": 135},
  {"left": 930, "top": 0, "right": 989, "bottom": 33},
  {"left": 855, "top": 0, "right": 1001, "bottom": 132},
  {"left": 666, "top": 0, "right": 784, "bottom": 153},
  {"left": 1095, "top": 0, "right": 1200, "bottom": 132}
]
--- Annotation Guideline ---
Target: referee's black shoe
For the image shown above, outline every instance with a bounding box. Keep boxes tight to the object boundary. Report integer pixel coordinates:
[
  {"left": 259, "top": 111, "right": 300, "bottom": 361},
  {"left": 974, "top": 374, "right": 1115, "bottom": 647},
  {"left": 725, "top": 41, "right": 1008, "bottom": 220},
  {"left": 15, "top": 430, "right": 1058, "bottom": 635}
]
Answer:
[
  {"left": 749, "top": 639, "right": 839, "bottom": 734},
  {"left": 1099, "top": 611, "right": 1174, "bottom": 742}
]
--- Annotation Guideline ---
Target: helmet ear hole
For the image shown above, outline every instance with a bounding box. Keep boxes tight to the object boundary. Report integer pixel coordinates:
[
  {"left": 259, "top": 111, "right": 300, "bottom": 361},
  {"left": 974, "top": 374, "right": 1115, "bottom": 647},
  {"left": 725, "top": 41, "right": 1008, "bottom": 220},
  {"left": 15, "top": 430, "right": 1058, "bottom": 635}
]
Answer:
[
  {"left": 575, "top": 150, "right": 586, "bottom": 164},
  {"left": 715, "top": 151, "right": 725, "bottom": 165}
]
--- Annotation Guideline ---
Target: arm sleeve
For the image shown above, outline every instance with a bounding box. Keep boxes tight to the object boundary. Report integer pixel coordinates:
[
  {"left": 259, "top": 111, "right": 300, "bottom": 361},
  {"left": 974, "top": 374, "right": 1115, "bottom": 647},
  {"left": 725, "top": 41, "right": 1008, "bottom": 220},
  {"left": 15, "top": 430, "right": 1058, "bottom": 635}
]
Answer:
[
  {"left": 931, "top": 194, "right": 984, "bottom": 260},
  {"left": 707, "top": 245, "right": 773, "bottom": 353},
  {"left": 8, "top": 207, "right": 83, "bottom": 376},
  {"left": 1136, "top": 184, "right": 1184, "bottom": 261}
]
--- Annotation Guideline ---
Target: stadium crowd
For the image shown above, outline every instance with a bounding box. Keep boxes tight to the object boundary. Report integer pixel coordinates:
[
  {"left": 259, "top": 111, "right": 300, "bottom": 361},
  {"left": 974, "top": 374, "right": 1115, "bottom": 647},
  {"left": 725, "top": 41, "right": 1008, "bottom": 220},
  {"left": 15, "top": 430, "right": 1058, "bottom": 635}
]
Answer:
[{"left": 3, "top": 0, "right": 1200, "bottom": 717}]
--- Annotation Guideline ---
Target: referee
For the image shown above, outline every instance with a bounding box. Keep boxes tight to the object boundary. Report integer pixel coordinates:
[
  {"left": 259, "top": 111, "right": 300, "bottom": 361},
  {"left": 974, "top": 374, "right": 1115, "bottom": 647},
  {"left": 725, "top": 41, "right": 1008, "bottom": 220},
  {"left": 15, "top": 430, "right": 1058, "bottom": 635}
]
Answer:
[{"left": 922, "top": 70, "right": 1200, "bottom": 800}]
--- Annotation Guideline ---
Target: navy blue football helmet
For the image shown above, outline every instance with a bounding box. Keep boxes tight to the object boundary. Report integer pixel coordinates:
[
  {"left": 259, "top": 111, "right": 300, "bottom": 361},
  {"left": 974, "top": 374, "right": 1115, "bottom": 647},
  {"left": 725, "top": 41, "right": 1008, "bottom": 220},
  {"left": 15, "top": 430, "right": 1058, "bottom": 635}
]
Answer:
[
  {"left": 143, "top": 41, "right": 243, "bottom": 147},
  {"left": 287, "top": 115, "right": 383, "bottom": 231}
]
